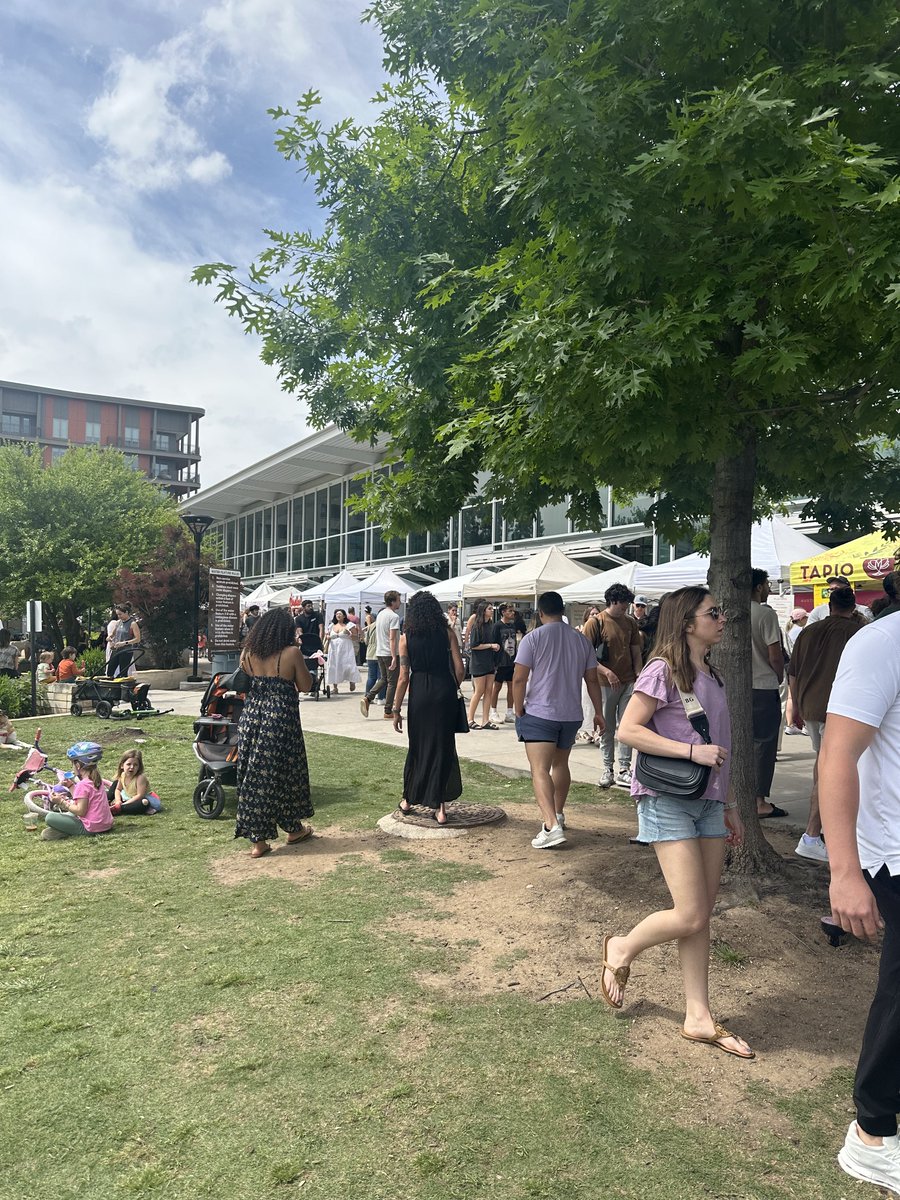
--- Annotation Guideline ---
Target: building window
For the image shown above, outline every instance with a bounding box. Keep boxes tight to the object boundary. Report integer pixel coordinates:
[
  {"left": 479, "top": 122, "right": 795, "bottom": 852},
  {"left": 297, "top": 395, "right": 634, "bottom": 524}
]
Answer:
[
  {"left": 84, "top": 420, "right": 101, "bottom": 443},
  {"left": 316, "top": 490, "right": 328, "bottom": 540},
  {"left": 153, "top": 433, "right": 175, "bottom": 452},
  {"left": 462, "top": 503, "right": 492, "bottom": 547},
  {"left": 275, "top": 502, "right": 289, "bottom": 547},
  {"left": 303, "top": 495, "right": 315, "bottom": 542},
  {"left": 51, "top": 446, "right": 66, "bottom": 462},
  {"left": 429, "top": 523, "right": 450, "bottom": 552},
  {"left": 0, "top": 413, "right": 36, "bottom": 436},
  {"left": 347, "top": 530, "right": 365, "bottom": 562},
  {"left": 535, "top": 502, "right": 569, "bottom": 539},
  {"left": 52, "top": 416, "right": 68, "bottom": 439},
  {"left": 612, "top": 493, "right": 653, "bottom": 527}
]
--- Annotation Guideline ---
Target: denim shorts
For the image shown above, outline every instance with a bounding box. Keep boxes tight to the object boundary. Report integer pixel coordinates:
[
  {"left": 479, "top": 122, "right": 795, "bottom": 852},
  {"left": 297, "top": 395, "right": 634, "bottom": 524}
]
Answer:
[
  {"left": 516, "top": 713, "right": 582, "bottom": 749},
  {"left": 636, "top": 793, "right": 726, "bottom": 843}
]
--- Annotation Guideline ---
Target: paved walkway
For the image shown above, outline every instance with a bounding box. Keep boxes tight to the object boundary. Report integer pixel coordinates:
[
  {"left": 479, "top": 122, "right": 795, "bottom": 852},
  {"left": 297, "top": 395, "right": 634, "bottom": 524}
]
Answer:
[{"left": 151, "top": 681, "right": 818, "bottom": 827}]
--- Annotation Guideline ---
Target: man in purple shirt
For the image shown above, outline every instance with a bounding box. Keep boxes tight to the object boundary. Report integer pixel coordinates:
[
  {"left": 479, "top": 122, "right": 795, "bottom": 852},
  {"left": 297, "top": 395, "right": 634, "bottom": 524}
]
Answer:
[{"left": 513, "top": 591, "right": 605, "bottom": 849}]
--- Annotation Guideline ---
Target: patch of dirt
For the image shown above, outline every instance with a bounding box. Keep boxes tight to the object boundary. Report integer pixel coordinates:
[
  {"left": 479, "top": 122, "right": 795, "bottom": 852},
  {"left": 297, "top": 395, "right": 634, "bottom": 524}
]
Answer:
[
  {"left": 210, "top": 803, "right": 878, "bottom": 1128},
  {"left": 80, "top": 867, "right": 123, "bottom": 881}
]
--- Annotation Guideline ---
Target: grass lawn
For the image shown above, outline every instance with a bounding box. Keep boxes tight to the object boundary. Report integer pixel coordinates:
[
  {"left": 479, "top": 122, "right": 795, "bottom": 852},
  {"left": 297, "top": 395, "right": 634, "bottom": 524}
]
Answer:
[{"left": 0, "top": 716, "right": 864, "bottom": 1199}]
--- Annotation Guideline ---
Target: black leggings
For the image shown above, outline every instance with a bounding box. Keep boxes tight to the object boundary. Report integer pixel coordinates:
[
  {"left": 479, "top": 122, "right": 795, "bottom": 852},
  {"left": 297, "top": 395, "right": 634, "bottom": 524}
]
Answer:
[{"left": 106, "top": 782, "right": 150, "bottom": 815}]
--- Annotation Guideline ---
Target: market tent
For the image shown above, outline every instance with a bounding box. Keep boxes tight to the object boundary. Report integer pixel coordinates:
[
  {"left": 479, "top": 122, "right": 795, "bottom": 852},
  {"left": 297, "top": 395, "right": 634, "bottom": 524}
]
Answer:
[
  {"left": 267, "top": 585, "right": 305, "bottom": 608},
  {"left": 630, "top": 518, "right": 826, "bottom": 595},
  {"left": 789, "top": 531, "right": 899, "bottom": 591},
  {"left": 421, "top": 568, "right": 495, "bottom": 605},
  {"left": 357, "top": 567, "right": 420, "bottom": 615},
  {"left": 463, "top": 545, "right": 594, "bottom": 602},
  {"left": 241, "top": 580, "right": 278, "bottom": 610},
  {"left": 302, "top": 570, "right": 363, "bottom": 603},
  {"left": 557, "top": 561, "right": 642, "bottom": 605}
]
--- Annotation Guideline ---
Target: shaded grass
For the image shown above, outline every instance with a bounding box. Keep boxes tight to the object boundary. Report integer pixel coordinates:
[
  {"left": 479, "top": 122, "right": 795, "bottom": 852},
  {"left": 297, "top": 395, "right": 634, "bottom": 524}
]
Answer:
[{"left": 0, "top": 716, "right": 863, "bottom": 1199}]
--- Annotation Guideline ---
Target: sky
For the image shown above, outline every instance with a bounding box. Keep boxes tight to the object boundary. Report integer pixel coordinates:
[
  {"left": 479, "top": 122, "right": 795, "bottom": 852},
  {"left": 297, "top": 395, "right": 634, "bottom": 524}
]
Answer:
[{"left": 0, "top": 0, "right": 386, "bottom": 486}]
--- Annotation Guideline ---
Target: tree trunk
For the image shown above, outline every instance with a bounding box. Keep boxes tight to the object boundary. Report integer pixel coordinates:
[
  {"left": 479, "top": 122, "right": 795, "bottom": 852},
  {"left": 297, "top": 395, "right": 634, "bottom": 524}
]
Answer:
[{"left": 707, "top": 440, "right": 784, "bottom": 876}]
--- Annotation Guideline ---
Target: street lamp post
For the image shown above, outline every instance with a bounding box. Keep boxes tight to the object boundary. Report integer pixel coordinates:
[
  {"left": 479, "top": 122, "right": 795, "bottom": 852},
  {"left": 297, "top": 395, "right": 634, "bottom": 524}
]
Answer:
[{"left": 181, "top": 512, "right": 214, "bottom": 682}]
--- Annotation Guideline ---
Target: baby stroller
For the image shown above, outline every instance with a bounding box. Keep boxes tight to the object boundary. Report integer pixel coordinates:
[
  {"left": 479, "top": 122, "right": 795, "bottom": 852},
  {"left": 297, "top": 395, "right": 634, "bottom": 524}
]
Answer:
[
  {"left": 192, "top": 667, "right": 245, "bottom": 819},
  {"left": 304, "top": 649, "right": 331, "bottom": 701}
]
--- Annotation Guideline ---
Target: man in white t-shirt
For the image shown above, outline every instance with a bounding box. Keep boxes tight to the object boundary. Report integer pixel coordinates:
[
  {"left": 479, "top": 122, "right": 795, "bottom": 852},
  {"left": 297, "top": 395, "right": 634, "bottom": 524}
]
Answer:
[
  {"left": 819, "top": 612, "right": 900, "bottom": 1194},
  {"left": 750, "top": 569, "right": 785, "bottom": 818},
  {"left": 807, "top": 577, "right": 873, "bottom": 626},
  {"left": 360, "top": 591, "right": 402, "bottom": 720}
]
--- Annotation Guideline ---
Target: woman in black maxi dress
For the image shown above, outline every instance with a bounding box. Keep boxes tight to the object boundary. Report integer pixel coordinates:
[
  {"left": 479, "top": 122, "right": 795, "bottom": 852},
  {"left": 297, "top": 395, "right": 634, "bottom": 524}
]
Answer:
[
  {"left": 392, "top": 591, "right": 465, "bottom": 824},
  {"left": 235, "top": 608, "right": 314, "bottom": 858}
]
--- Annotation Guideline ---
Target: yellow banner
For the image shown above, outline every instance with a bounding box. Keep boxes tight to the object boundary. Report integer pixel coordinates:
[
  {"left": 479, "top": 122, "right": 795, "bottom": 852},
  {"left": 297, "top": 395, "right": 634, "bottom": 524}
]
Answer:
[{"left": 790, "top": 532, "right": 898, "bottom": 590}]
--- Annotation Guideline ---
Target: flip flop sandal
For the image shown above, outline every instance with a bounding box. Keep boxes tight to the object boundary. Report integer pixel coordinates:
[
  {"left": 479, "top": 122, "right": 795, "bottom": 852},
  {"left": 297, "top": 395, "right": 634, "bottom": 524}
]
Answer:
[
  {"left": 600, "top": 934, "right": 630, "bottom": 1010},
  {"left": 482, "top": 722, "right": 499, "bottom": 730},
  {"left": 285, "top": 826, "right": 313, "bottom": 845},
  {"left": 758, "top": 805, "right": 788, "bottom": 819},
  {"left": 681, "top": 1022, "right": 755, "bottom": 1059}
]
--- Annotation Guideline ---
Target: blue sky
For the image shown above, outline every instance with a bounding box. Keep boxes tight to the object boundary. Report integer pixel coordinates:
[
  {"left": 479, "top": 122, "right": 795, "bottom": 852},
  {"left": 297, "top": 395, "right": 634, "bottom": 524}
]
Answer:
[{"left": 0, "top": 0, "right": 386, "bottom": 484}]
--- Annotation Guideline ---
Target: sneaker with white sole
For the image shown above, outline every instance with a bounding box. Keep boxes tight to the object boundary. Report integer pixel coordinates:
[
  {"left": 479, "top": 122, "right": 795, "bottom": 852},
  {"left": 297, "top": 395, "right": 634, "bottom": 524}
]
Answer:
[
  {"left": 359, "top": 697, "right": 370, "bottom": 717},
  {"left": 598, "top": 767, "right": 614, "bottom": 788},
  {"left": 783, "top": 725, "right": 802, "bottom": 735},
  {"left": 795, "top": 834, "right": 829, "bottom": 863},
  {"left": 556, "top": 811, "right": 566, "bottom": 829},
  {"left": 531, "top": 824, "right": 566, "bottom": 850},
  {"left": 615, "top": 768, "right": 633, "bottom": 788},
  {"left": 489, "top": 709, "right": 501, "bottom": 726},
  {"left": 505, "top": 709, "right": 515, "bottom": 723},
  {"left": 838, "top": 1121, "right": 900, "bottom": 1194}
]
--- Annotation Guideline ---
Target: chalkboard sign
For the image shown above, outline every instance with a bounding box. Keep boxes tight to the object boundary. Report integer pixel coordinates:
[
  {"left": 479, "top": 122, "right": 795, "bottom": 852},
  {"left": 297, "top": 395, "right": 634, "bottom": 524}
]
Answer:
[{"left": 208, "top": 568, "right": 242, "bottom": 652}]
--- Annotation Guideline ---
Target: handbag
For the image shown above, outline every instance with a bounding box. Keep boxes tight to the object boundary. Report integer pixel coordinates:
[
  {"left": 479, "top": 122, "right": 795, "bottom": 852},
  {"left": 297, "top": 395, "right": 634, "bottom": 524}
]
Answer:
[{"left": 635, "top": 683, "right": 712, "bottom": 801}]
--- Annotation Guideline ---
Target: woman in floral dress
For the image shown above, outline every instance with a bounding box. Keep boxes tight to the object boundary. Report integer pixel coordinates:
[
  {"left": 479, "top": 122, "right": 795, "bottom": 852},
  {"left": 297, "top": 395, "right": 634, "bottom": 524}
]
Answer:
[{"left": 235, "top": 608, "right": 314, "bottom": 858}]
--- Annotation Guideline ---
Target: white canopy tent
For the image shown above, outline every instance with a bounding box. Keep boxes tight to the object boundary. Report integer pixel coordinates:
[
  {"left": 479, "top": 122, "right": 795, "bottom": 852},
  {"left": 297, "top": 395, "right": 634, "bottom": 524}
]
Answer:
[
  {"left": 357, "top": 567, "right": 420, "bottom": 616},
  {"left": 629, "top": 518, "right": 826, "bottom": 596},
  {"left": 301, "top": 569, "right": 363, "bottom": 603},
  {"left": 421, "top": 568, "right": 495, "bottom": 605},
  {"left": 463, "top": 545, "right": 594, "bottom": 603},
  {"left": 557, "top": 561, "right": 642, "bottom": 606},
  {"left": 241, "top": 580, "right": 278, "bottom": 611}
]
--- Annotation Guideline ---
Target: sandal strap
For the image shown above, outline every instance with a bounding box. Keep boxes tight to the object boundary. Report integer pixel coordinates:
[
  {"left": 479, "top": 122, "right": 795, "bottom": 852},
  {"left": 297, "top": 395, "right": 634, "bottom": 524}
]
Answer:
[
  {"left": 604, "top": 961, "right": 630, "bottom": 986},
  {"left": 713, "top": 1022, "right": 734, "bottom": 1040}
]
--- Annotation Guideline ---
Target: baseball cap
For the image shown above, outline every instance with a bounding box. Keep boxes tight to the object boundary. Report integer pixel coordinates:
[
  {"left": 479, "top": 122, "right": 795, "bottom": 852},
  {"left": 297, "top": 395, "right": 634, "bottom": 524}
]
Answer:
[
  {"left": 790, "top": 607, "right": 807, "bottom": 621},
  {"left": 633, "top": 595, "right": 650, "bottom": 606}
]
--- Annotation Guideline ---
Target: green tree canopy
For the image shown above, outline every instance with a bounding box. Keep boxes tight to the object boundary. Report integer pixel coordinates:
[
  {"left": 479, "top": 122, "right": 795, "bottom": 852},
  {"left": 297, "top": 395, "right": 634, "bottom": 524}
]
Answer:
[
  {"left": 195, "top": 0, "right": 900, "bottom": 868},
  {"left": 0, "top": 445, "right": 176, "bottom": 647}
]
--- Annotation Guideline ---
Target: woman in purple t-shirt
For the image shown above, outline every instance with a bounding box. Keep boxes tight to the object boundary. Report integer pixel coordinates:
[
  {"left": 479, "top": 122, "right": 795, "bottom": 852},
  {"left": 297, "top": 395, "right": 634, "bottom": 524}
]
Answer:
[{"left": 598, "top": 587, "right": 754, "bottom": 1060}]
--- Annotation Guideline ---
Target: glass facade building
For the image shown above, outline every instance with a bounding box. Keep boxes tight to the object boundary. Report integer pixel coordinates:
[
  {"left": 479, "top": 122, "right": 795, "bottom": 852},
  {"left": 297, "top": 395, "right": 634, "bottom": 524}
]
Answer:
[{"left": 188, "top": 426, "right": 691, "bottom": 586}]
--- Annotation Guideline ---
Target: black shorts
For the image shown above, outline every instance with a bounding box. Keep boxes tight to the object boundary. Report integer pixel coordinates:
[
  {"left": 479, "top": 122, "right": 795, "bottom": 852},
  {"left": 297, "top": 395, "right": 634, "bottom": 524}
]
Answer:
[{"left": 494, "top": 663, "right": 514, "bottom": 683}]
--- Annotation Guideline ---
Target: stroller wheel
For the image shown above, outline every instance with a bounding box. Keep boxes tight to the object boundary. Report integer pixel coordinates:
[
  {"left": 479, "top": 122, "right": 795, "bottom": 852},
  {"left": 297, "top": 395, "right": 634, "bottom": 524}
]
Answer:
[
  {"left": 95, "top": 700, "right": 113, "bottom": 719},
  {"left": 70, "top": 702, "right": 83, "bottom": 716},
  {"left": 193, "top": 777, "right": 225, "bottom": 820}
]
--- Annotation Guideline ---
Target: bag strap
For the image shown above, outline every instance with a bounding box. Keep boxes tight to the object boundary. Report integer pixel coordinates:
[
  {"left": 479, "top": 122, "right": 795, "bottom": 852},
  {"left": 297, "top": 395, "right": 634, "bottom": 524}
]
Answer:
[{"left": 675, "top": 685, "right": 711, "bottom": 744}]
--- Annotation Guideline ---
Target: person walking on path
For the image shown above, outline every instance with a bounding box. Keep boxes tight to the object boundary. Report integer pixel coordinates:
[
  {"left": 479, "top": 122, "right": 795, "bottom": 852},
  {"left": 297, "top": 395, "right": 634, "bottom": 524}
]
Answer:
[
  {"left": 787, "top": 586, "right": 863, "bottom": 863},
  {"left": 819, "top": 612, "right": 900, "bottom": 1195},
  {"left": 392, "top": 591, "right": 465, "bottom": 825},
  {"left": 466, "top": 600, "right": 500, "bottom": 729},
  {"left": 360, "top": 591, "right": 402, "bottom": 720},
  {"left": 600, "top": 587, "right": 753, "bottom": 1059},
  {"left": 512, "top": 591, "right": 604, "bottom": 849},
  {"left": 235, "top": 608, "right": 314, "bottom": 858},
  {"left": 490, "top": 602, "right": 520, "bottom": 725},
  {"left": 583, "top": 584, "right": 642, "bottom": 789},
  {"left": 749, "top": 569, "right": 786, "bottom": 818}
]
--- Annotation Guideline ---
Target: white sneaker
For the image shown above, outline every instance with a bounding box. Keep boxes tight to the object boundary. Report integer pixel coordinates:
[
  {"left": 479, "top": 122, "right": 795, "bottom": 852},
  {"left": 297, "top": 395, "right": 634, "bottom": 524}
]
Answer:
[
  {"left": 795, "top": 834, "right": 829, "bottom": 863},
  {"left": 575, "top": 730, "right": 592, "bottom": 744},
  {"left": 598, "top": 767, "right": 614, "bottom": 788},
  {"left": 505, "top": 709, "right": 515, "bottom": 723},
  {"left": 531, "top": 824, "right": 566, "bottom": 850},
  {"left": 839, "top": 1121, "right": 900, "bottom": 1194},
  {"left": 556, "top": 811, "right": 566, "bottom": 829},
  {"left": 784, "top": 725, "right": 802, "bottom": 735},
  {"left": 489, "top": 710, "right": 501, "bottom": 726},
  {"left": 615, "top": 768, "right": 633, "bottom": 788}
]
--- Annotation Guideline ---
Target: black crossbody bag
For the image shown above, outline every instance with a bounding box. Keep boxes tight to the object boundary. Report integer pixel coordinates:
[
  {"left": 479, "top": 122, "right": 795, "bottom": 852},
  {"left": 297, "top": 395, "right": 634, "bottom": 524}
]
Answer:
[{"left": 634, "top": 684, "right": 712, "bottom": 801}]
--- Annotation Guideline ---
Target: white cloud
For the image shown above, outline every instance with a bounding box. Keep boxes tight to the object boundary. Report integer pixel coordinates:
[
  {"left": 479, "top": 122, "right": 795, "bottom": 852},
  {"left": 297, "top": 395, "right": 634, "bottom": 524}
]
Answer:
[
  {"left": 0, "top": 173, "right": 303, "bottom": 485},
  {"left": 86, "top": 35, "right": 231, "bottom": 192}
]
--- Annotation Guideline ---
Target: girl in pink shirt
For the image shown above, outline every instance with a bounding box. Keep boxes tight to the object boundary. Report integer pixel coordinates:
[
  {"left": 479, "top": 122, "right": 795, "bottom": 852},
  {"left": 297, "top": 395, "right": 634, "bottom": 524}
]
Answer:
[{"left": 41, "top": 741, "right": 113, "bottom": 841}]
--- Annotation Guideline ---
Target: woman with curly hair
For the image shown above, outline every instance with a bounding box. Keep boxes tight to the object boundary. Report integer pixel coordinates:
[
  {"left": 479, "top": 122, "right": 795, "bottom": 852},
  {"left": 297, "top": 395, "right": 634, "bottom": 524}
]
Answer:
[
  {"left": 392, "top": 590, "right": 465, "bottom": 825},
  {"left": 236, "top": 608, "right": 314, "bottom": 858}
]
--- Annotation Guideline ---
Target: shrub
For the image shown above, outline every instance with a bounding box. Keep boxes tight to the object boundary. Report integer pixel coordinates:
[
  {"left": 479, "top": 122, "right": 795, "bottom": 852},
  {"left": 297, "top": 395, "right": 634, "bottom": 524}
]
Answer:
[{"left": 80, "top": 648, "right": 107, "bottom": 678}]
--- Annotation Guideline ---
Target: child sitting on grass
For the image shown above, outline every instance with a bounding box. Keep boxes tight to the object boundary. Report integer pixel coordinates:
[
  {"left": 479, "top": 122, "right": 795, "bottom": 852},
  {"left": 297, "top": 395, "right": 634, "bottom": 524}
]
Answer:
[
  {"left": 0, "top": 710, "right": 25, "bottom": 749},
  {"left": 40, "top": 742, "right": 113, "bottom": 841},
  {"left": 108, "top": 749, "right": 161, "bottom": 815}
]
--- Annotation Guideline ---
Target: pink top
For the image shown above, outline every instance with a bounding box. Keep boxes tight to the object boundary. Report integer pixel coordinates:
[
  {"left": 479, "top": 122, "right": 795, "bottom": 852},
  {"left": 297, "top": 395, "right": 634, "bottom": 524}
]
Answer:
[
  {"left": 73, "top": 778, "right": 114, "bottom": 834},
  {"left": 630, "top": 658, "right": 732, "bottom": 804}
]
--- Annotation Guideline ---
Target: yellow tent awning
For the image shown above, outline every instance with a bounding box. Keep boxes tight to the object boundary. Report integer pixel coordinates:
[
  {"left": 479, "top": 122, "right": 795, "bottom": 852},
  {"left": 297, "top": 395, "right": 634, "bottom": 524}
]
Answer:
[{"left": 790, "top": 532, "right": 899, "bottom": 590}]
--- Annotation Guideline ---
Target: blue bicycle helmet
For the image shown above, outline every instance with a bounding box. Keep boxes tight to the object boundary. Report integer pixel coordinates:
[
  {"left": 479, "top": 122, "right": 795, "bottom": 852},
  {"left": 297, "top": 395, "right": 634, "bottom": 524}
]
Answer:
[{"left": 66, "top": 741, "right": 103, "bottom": 766}]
